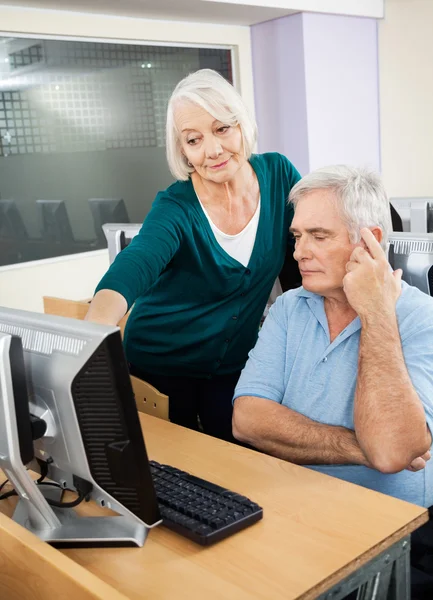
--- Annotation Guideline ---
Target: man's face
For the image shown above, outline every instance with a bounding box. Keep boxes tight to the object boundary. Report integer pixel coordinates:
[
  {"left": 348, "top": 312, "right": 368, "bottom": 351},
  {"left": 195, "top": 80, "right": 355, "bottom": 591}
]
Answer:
[{"left": 290, "top": 189, "right": 357, "bottom": 297}]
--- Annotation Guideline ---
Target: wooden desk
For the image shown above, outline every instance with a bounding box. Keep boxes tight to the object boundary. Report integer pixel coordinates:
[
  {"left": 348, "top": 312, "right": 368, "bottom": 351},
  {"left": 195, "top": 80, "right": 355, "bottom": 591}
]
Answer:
[{"left": 0, "top": 414, "right": 428, "bottom": 600}]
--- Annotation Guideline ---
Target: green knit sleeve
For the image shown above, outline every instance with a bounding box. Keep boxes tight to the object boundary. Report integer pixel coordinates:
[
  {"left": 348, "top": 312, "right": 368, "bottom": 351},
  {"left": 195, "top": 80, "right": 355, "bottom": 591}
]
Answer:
[{"left": 95, "top": 193, "right": 186, "bottom": 310}]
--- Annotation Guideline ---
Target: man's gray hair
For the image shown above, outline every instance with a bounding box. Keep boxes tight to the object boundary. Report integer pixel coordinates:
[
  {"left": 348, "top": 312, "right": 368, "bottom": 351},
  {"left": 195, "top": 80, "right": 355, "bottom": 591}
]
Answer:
[
  {"left": 289, "top": 165, "right": 392, "bottom": 249},
  {"left": 166, "top": 69, "right": 257, "bottom": 181}
]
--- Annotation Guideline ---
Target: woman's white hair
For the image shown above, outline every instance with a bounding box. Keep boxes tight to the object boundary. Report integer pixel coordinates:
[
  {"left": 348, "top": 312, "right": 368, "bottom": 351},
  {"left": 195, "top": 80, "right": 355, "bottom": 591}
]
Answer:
[
  {"left": 289, "top": 165, "right": 392, "bottom": 249},
  {"left": 166, "top": 69, "right": 257, "bottom": 181}
]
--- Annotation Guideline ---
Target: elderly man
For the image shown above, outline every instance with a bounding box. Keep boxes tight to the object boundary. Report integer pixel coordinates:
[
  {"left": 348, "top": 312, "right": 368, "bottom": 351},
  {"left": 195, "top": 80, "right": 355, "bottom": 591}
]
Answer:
[{"left": 232, "top": 165, "right": 433, "bottom": 508}]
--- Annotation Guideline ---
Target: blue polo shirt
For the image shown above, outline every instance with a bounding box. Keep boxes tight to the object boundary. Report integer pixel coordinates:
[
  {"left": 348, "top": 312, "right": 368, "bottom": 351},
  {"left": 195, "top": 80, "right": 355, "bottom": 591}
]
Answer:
[{"left": 234, "top": 282, "right": 433, "bottom": 507}]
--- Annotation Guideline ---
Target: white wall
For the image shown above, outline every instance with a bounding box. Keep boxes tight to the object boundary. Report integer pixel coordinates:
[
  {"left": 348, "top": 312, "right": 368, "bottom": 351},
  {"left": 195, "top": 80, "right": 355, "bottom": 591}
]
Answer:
[
  {"left": 0, "top": 5, "right": 254, "bottom": 311},
  {"left": 201, "top": 0, "right": 384, "bottom": 18},
  {"left": 0, "top": 250, "right": 109, "bottom": 312},
  {"left": 379, "top": 0, "right": 433, "bottom": 197}
]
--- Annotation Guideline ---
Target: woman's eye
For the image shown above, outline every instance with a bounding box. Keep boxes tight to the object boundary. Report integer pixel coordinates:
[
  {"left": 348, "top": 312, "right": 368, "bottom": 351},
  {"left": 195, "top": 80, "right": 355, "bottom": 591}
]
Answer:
[
  {"left": 217, "top": 126, "right": 230, "bottom": 134},
  {"left": 187, "top": 138, "right": 198, "bottom": 145}
]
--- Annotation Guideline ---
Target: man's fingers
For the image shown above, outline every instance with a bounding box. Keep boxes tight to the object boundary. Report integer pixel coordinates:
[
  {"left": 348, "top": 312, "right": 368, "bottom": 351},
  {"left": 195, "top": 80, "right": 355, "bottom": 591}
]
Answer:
[
  {"left": 345, "top": 260, "right": 359, "bottom": 273},
  {"left": 393, "top": 269, "right": 403, "bottom": 283},
  {"left": 360, "top": 228, "right": 384, "bottom": 260},
  {"left": 349, "top": 246, "right": 372, "bottom": 264},
  {"left": 406, "top": 451, "right": 431, "bottom": 472},
  {"left": 407, "top": 457, "right": 427, "bottom": 472}
]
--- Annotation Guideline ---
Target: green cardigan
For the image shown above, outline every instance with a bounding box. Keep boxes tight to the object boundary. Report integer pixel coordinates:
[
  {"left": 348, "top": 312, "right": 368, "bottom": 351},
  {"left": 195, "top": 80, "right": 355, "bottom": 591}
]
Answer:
[{"left": 95, "top": 152, "right": 301, "bottom": 377}]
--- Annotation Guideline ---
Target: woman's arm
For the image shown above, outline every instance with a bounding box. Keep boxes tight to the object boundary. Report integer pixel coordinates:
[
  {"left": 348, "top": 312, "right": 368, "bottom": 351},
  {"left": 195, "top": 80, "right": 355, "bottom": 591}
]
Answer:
[
  {"left": 85, "top": 289, "right": 128, "bottom": 326},
  {"left": 88, "top": 194, "right": 185, "bottom": 320}
]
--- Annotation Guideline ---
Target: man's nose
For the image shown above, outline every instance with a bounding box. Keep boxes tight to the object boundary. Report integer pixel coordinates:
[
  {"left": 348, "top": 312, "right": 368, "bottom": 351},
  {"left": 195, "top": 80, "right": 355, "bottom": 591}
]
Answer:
[{"left": 293, "top": 237, "right": 311, "bottom": 261}]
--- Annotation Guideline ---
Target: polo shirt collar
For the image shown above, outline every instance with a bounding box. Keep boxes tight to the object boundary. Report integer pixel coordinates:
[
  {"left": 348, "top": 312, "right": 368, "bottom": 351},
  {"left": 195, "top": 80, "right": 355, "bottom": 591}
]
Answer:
[{"left": 296, "top": 287, "right": 362, "bottom": 347}]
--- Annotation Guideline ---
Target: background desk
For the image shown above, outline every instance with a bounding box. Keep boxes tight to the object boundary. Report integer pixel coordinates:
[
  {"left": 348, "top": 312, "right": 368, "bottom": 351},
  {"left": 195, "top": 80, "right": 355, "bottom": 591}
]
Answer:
[{"left": 0, "top": 414, "right": 428, "bottom": 599}]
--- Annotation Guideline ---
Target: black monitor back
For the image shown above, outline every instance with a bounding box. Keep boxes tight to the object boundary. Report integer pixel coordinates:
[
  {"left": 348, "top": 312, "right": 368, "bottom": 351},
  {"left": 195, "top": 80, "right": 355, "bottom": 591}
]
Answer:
[
  {"left": 8, "top": 335, "right": 34, "bottom": 465},
  {"left": 89, "top": 199, "right": 130, "bottom": 245},
  {"left": 0, "top": 200, "right": 28, "bottom": 239},
  {"left": 71, "top": 331, "right": 160, "bottom": 524},
  {"left": 37, "top": 200, "right": 75, "bottom": 243}
]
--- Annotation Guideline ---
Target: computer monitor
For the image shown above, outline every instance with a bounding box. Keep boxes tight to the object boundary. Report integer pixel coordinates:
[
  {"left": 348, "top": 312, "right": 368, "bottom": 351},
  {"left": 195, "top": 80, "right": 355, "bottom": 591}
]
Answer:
[
  {"left": 0, "top": 199, "right": 29, "bottom": 239},
  {"left": 102, "top": 222, "right": 141, "bottom": 264},
  {"left": 388, "top": 232, "right": 433, "bottom": 296},
  {"left": 88, "top": 199, "right": 130, "bottom": 246},
  {"left": 0, "top": 308, "right": 161, "bottom": 547},
  {"left": 37, "top": 199, "right": 75, "bottom": 243},
  {"left": 390, "top": 198, "right": 433, "bottom": 233}
]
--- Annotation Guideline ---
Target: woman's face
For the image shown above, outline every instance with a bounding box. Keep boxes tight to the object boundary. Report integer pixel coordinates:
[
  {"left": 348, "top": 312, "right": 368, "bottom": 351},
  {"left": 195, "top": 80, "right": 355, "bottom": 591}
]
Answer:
[{"left": 175, "top": 101, "right": 246, "bottom": 183}]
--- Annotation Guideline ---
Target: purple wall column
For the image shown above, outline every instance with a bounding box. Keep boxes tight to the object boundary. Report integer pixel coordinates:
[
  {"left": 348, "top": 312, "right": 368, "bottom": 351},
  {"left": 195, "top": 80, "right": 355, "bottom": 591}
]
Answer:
[
  {"left": 251, "top": 12, "right": 380, "bottom": 175},
  {"left": 251, "top": 13, "right": 310, "bottom": 175}
]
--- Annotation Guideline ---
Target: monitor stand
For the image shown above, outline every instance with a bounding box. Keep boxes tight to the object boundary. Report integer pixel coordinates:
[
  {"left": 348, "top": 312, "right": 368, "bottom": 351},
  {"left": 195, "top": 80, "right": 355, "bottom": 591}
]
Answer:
[{"left": 12, "top": 486, "right": 147, "bottom": 547}]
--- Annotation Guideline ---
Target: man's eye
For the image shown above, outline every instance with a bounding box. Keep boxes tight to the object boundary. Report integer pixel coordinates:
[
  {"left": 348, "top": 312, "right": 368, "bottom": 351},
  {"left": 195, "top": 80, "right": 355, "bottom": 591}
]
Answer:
[{"left": 314, "top": 236, "right": 326, "bottom": 241}]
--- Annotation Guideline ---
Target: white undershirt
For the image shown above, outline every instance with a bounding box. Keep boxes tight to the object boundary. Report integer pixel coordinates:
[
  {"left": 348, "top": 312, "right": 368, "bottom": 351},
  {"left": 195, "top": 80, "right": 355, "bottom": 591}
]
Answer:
[
  {"left": 197, "top": 195, "right": 283, "bottom": 312},
  {"left": 198, "top": 197, "right": 260, "bottom": 267}
]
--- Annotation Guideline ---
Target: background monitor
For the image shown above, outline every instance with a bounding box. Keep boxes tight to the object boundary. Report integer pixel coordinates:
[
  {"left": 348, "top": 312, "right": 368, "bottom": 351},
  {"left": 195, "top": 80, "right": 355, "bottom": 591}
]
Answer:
[
  {"left": 0, "top": 307, "right": 160, "bottom": 547},
  {"left": 0, "top": 199, "right": 29, "bottom": 239},
  {"left": 88, "top": 198, "right": 130, "bottom": 246},
  {"left": 388, "top": 232, "right": 433, "bottom": 296},
  {"left": 103, "top": 222, "right": 141, "bottom": 264},
  {"left": 390, "top": 198, "right": 433, "bottom": 233},
  {"left": 37, "top": 199, "right": 75, "bottom": 243}
]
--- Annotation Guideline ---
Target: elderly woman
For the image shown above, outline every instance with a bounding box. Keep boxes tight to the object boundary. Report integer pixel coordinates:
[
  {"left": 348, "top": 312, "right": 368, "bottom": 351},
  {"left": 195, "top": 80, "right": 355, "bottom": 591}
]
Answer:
[{"left": 85, "top": 69, "right": 301, "bottom": 441}]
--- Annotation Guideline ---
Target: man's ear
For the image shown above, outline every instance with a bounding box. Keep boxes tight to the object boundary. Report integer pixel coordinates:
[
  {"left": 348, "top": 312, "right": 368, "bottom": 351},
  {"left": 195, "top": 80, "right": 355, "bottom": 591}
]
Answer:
[
  {"left": 359, "top": 226, "right": 382, "bottom": 250},
  {"left": 370, "top": 227, "right": 383, "bottom": 245},
  {"left": 358, "top": 227, "right": 383, "bottom": 253}
]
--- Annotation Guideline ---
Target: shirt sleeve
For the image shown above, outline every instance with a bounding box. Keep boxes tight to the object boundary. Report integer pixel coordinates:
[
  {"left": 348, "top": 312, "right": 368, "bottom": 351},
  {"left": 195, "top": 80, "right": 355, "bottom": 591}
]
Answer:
[
  {"left": 233, "top": 293, "right": 288, "bottom": 404},
  {"left": 95, "top": 194, "right": 185, "bottom": 310}
]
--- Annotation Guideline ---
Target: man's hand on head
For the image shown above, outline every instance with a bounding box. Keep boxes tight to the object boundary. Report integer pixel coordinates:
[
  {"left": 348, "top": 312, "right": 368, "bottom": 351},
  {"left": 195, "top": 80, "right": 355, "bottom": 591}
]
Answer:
[{"left": 343, "top": 228, "right": 402, "bottom": 319}]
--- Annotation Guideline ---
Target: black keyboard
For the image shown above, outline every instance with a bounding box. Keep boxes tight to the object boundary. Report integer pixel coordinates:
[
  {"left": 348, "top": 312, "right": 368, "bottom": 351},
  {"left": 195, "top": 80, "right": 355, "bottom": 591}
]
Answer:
[{"left": 149, "top": 460, "right": 263, "bottom": 546}]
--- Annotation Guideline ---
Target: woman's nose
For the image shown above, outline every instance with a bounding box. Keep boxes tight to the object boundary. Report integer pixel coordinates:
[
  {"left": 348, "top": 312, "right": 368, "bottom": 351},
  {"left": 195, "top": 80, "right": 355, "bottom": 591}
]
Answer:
[{"left": 204, "top": 137, "right": 223, "bottom": 159}]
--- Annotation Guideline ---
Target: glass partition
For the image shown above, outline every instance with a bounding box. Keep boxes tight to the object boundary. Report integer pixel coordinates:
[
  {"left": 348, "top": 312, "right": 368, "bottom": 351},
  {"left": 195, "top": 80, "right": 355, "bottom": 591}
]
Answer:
[{"left": 0, "top": 37, "right": 233, "bottom": 266}]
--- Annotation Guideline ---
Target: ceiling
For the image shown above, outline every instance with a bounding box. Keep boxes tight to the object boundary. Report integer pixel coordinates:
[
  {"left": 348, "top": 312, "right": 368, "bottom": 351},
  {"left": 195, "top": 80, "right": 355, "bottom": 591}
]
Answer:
[{"left": 0, "top": 0, "right": 298, "bottom": 26}]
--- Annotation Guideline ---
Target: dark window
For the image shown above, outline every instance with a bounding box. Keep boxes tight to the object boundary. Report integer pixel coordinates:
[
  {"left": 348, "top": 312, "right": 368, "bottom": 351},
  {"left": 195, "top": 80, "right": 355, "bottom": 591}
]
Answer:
[{"left": 0, "top": 37, "right": 233, "bottom": 266}]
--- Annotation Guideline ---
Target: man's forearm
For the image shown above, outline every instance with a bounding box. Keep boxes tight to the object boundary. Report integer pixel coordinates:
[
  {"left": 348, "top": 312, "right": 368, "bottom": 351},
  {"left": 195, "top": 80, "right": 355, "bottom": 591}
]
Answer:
[
  {"left": 233, "top": 396, "right": 369, "bottom": 466},
  {"left": 355, "top": 313, "right": 431, "bottom": 473}
]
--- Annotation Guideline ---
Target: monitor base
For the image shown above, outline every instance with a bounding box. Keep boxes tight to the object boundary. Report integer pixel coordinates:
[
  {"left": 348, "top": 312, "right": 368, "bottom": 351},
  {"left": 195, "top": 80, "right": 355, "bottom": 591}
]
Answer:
[{"left": 13, "top": 486, "right": 148, "bottom": 547}]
